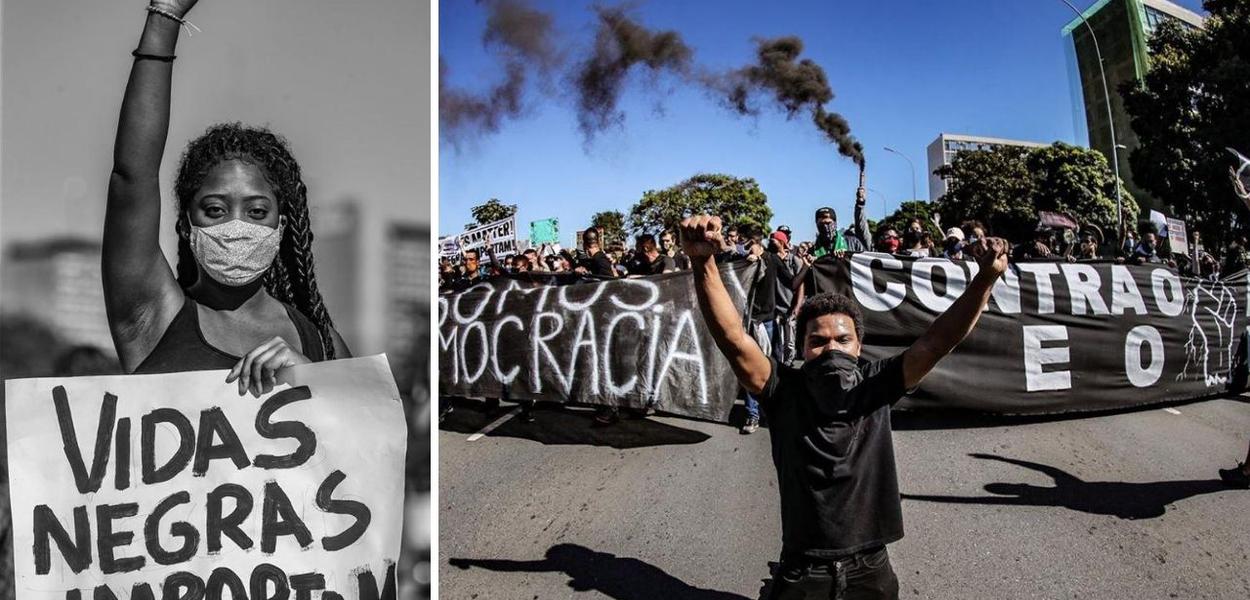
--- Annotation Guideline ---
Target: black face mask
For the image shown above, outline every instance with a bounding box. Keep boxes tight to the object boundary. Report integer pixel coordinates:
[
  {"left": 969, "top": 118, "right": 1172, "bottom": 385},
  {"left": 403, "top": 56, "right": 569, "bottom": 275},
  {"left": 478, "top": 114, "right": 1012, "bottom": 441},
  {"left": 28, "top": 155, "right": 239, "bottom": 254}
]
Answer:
[
  {"left": 800, "top": 349, "right": 861, "bottom": 413},
  {"left": 817, "top": 222, "right": 838, "bottom": 240}
]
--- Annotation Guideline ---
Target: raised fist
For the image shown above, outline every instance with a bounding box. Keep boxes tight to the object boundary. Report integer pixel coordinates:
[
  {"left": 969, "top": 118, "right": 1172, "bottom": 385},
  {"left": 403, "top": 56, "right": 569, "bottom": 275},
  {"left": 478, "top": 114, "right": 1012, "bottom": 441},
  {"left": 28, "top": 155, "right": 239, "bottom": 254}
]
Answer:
[
  {"left": 679, "top": 215, "right": 724, "bottom": 261},
  {"left": 969, "top": 236, "right": 1010, "bottom": 276}
]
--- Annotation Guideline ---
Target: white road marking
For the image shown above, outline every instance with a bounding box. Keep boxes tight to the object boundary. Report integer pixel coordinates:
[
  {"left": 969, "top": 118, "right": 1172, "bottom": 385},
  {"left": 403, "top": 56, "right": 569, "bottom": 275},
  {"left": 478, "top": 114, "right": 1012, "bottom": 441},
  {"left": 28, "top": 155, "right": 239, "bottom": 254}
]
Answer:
[
  {"left": 467, "top": 407, "right": 522, "bottom": 441},
  {"left": 1163, "top": 408, "right": 1182, "bottom": 415}
]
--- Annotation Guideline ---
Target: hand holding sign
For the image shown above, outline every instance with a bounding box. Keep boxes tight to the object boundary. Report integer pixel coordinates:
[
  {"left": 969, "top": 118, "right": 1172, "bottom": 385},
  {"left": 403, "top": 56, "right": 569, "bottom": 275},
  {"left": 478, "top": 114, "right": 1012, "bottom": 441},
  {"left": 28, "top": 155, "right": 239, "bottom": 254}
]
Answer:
[
  {"left": 679, "top": 215, "right": 724, "bottom": 261},
  {"left": 226, "top": 336, "right": 312, "bottom": 397}
]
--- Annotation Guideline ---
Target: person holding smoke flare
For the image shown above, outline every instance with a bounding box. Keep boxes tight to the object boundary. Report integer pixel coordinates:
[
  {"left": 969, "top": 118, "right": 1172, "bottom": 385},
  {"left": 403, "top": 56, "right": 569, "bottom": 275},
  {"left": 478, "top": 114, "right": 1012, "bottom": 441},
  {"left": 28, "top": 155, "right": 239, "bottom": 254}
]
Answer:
[{"left": 104, "top": 0, "right": 348, "bottom": 392}]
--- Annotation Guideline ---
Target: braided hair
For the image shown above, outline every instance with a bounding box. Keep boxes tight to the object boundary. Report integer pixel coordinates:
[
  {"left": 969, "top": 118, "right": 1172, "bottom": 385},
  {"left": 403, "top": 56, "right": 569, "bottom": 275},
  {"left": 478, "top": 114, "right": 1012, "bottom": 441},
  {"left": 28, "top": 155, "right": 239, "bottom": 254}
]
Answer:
[{"left": 173, "top": 123, "right": 337, "bottom": 360}]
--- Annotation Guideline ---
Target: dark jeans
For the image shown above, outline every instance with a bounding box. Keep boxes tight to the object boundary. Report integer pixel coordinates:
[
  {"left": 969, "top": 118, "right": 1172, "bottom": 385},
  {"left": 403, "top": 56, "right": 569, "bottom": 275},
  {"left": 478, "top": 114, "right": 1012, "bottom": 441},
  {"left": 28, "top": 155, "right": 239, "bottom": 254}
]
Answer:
[{"left": 768, "top": 547, "right": 899, "bottom": 600}]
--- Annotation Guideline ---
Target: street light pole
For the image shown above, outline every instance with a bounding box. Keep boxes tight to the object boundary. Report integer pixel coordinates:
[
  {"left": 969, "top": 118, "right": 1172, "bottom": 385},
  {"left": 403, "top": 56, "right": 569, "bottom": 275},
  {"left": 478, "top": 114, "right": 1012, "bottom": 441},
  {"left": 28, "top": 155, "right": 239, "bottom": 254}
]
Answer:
[
  {"left": 867, "top": 187, "right": 888, "bottom": 220},
  {"left": 883, "top": 146, "right": 918, "bottom": 202},
  {"left": 1060, "top": 0, "right": 1124, "bottom": 236}
]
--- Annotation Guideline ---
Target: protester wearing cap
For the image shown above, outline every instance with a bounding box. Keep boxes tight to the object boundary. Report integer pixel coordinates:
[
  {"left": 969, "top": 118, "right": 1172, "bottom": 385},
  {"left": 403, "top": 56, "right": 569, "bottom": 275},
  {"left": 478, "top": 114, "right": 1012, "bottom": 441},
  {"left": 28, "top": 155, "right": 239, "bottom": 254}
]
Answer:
[
  {"left": 810, "top": 205, "right": 868, "bottom": 259},
  {"left": 943, "top": 227, "right": 965, "bottom": 260},
  {"left": 791, "top": 185, "right": 871, "bottom": 322}
]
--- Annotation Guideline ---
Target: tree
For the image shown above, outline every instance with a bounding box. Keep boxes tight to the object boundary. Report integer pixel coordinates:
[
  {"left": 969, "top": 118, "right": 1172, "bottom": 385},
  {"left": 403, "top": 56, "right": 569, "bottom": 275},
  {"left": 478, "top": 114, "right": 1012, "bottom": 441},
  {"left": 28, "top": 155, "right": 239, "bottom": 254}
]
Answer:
[
  {"left": 878, "top": 200, "right": 943, "bottom": 240},
  {"left": 628, "top": 173, "right": 772, "bottom": 236},
  {"left": 934, "top": 142, "right": 1135, "bottom": 242},
  {"left": 590, "top": 210, "right": 626, "bottom": 246},
  {"left": 1121, "top": 2, "right": 1250, "bottom": 250},
  {"left": 934, "top": 146, "right": 1035, "bottom": 240},
  {"left": 468, "top": 198, "right": 517, "bottom": 228},
  {"left": 1028, "top": 143, "right": 1136, "bottom": 235}
]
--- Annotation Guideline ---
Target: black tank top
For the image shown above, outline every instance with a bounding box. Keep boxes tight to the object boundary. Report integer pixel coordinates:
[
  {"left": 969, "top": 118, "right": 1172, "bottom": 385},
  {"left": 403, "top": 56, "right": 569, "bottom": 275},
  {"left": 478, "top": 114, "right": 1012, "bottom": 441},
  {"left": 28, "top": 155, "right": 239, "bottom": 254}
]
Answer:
[{"left": 133, "top": 296, "right": 325, "bottom": 374}]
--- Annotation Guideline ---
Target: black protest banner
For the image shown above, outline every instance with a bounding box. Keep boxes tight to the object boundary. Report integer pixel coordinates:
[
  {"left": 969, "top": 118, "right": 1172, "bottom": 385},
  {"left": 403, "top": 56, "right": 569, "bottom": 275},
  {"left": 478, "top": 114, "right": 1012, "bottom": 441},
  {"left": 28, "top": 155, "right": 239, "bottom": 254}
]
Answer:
[
  {"left": 810, "top": 253, "right": 1249, "bottom": 413},
  {"left": 438, "top": 261, "right": 760, "bottom": 422},
  {"left": 5, "top": 356, "right": 405, "bottom": 599}
]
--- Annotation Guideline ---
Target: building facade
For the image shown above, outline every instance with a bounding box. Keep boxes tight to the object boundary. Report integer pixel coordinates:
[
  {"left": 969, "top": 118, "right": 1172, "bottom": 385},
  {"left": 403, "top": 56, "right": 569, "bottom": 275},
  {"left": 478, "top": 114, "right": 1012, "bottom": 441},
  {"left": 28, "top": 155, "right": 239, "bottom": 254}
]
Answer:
[
  {"left": 926, "top": 134, "right": 1048, "bottom": 201},
  {"left": 1, "top": 238, "right": 113, "bottom": 353},
  {"left": 1063, "top": 0, "right": 1203, "bottom": 213}
]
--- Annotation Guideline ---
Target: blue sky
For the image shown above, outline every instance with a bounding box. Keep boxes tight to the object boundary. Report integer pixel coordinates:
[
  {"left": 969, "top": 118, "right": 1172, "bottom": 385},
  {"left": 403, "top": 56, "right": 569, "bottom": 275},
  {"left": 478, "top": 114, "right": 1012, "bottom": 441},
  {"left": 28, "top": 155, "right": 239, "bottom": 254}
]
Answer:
[{"left": 439, "top": 0, "right": 1205, "bottom": 246}]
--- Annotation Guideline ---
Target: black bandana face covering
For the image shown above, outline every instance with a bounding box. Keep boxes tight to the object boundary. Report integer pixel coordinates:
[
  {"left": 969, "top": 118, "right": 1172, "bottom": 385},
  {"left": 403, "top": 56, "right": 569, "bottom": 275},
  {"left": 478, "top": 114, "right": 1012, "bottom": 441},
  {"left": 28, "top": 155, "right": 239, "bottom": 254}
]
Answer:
[
  {"left": 800, "top": 349, "right": 861, "bottom": 412},
  {"left": 816, "top": 221, "right": 838, "bottom": 240}
]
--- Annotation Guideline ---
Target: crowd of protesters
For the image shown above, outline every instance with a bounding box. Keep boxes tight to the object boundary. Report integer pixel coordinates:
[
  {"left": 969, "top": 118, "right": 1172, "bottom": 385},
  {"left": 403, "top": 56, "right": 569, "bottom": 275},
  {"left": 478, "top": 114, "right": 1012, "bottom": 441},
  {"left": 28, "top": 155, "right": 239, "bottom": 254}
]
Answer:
[
  {"left": 438, "top": 191, "right": 1250, "bottom": 431},
  {"left": 442, "top": 211, "right": 1236, "bottom": 297},
  {"left": 438, "top": 191, "right": 1250, "bottom": 495}
]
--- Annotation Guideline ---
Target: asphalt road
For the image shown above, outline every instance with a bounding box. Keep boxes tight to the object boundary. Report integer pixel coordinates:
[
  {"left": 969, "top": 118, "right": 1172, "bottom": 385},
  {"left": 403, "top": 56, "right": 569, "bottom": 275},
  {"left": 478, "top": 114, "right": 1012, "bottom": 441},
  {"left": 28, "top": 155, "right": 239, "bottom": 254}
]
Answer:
[{"left": 439, "top": 396, "right": 1250, "bottom": 599}]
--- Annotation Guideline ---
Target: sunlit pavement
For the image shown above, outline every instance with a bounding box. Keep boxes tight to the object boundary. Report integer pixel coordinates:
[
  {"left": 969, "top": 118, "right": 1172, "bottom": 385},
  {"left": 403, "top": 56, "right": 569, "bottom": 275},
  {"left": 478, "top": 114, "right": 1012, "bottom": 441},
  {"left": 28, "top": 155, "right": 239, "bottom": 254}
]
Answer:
[{"left": 439, "top": 397, "right": 1250, "bottom": 600}]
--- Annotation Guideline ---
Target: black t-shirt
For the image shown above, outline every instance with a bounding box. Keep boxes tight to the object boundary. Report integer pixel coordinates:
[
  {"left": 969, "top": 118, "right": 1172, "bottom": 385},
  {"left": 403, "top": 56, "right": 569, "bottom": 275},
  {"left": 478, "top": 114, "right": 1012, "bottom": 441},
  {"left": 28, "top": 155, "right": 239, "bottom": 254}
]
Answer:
[
  {"left": 773, "top": 252, "right": 800, "bottom": 315},
  {"left": 627, "top": 253, "right": 674, "bottom": 276},
  {"left": 671, "top": 251, "right": 691, "bottom": 270},
  {"left": 750, "top": 255, "right": 777, "bottom": 322},
  {"left": 757, "top": 353, "right": 908, "bottom": 558},
  {"left": 583, "top": 251, "right": 616, "bottom": 277}
]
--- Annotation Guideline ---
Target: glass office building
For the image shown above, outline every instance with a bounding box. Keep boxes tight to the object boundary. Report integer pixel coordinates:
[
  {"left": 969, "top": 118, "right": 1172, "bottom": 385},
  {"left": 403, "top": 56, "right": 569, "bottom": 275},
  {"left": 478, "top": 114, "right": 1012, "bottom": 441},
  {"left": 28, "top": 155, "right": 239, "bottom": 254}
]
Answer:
[{"left": 1063, "top": 0, "right": 1203, "bottom": 213}]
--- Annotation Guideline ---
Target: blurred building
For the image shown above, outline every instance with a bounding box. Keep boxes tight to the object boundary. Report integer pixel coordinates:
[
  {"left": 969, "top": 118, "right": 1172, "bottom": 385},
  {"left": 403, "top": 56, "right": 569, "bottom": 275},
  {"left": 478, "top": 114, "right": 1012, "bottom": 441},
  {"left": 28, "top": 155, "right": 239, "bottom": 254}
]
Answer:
[
  {"left": 1063, "top": 0, "right": 1204, "bottom": 213},
  {"left": 0, "top": 238, "right": 113, "bottom": 352},
  {"left": 926, "top": 134, "right": 1048, "bottom": 200},
  {"left": 312, "top": 200, "right": 429, "bottom": 385},
  {"left": 312, "top": 202, "right": 363, "bottom": 351},
  {"left": 385, "top": 222, "right": 431, "bottom": 388}
]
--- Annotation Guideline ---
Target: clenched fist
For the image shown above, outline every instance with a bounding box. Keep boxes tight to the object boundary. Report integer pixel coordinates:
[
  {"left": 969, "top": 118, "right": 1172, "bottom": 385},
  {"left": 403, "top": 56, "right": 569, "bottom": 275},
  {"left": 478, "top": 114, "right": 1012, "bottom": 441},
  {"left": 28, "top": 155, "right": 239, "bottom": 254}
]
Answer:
[
  {"left": 679, "top": 215, "right": 724, "bottom": 261},
  {"left": 968, "top": 236, "right": 1010, "bottom": 276}
]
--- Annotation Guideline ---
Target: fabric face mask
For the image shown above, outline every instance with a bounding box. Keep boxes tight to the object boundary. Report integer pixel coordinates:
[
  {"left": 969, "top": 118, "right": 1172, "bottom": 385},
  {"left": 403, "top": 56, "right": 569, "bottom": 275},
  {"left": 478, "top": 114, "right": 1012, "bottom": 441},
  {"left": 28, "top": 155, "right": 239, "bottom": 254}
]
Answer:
[
  {"left": 190, "top": 219, "right": 284, "bottom": 286},
  {"left": 800, "top": 348, "right": 861, "bottom": 410}
]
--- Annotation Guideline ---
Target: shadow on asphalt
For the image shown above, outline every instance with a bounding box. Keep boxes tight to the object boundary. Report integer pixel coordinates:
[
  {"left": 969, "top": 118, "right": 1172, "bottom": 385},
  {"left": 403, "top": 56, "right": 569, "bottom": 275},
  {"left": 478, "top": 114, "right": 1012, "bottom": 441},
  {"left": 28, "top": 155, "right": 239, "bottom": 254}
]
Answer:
[
  {"left": 439, "top": 397, "right": 715, "bottom": 449},
  {"left": 892, "top": 392, "right": 1249, "bottom": 431},
  {"left": 448, "top": 543, "right": 750, "bottom": 600},
  {"left": 902, "top": 453, "right": 1235, "bottom": 519}
]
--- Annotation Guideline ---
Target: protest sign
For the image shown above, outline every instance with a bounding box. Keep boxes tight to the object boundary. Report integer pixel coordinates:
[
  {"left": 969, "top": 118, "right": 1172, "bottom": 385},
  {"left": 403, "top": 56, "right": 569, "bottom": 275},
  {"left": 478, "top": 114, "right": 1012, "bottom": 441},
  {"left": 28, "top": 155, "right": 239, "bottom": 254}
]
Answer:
[
  {"left": 810, "top": 254, "right": 1249, "bottom": 413},
  {"left": 438, "top": 261, "right": 760, "bottom": 422},
  {"left": 438, "top": 235, "right": 461, "bottom": 259},
  {"left": 458, "top": 217, "right": 517, "bottom": 258},
  {"left": 529, "top": 219, "right": 559, "bottom": 246},
  {"left": 1166, "top": 217, "right": 1188, "bottom": 253},
  {"left": 5, "top": 355, "right": 405, "bottom": 600}
]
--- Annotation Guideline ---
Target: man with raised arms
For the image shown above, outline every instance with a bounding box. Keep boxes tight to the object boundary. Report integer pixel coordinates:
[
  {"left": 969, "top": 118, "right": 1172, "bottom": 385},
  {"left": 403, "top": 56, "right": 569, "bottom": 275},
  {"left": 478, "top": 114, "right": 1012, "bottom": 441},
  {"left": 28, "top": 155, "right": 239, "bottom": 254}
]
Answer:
[{"left": 680, "top": 214, "right": 1009, "bottom": 599}]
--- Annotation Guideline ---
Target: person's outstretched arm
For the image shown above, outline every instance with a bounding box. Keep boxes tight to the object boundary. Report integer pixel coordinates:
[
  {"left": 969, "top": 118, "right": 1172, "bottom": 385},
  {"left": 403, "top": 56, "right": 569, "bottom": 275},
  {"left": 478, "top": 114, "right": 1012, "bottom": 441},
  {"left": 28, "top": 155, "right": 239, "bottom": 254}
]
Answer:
[
  {"left": 901, "top": 237, "right": 1008, "bottom": 389},
  {"left": 103, "top": 0, "right": 199, "bottom": 369},
  {"left": 681, "top": 216, "right": 771, "bottom": 394},
  {"left": 853, "top": 185, "right": 870, "bottom": 248}
]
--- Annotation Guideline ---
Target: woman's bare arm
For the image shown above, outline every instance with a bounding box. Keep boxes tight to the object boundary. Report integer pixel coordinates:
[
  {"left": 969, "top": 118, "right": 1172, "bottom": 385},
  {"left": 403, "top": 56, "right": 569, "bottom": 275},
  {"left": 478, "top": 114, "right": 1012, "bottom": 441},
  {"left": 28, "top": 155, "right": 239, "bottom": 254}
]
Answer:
[{"left": 103, "top": 3, "right": 198, "bottom": 369}]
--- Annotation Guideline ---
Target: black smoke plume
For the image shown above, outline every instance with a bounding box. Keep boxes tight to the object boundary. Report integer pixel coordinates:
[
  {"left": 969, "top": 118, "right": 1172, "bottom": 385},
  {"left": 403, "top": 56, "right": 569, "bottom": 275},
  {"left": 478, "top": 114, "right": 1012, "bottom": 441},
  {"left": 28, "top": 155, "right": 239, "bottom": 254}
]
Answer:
[
  {"left": 721, "top": 36, "right": 865, "bottom": 168},
  {"left": 574, "top": 6, "right": 694, "bottom": 140},
  {"left": 482, "top": 0, "right": 561, "bottom": 71},
  {"left": 440, "top": 0, "right": 559, "bottom": 139},
  {"left": 443, "top": 4, "right": 865, "bottom": 168}
]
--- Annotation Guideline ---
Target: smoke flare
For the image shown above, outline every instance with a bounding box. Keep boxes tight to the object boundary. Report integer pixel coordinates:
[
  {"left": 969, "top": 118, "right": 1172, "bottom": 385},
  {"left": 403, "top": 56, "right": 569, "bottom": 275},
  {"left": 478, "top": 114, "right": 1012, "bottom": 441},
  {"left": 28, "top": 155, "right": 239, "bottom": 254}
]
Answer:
[{"left": 722, "top": 37, "right": 865, "bottom": 167}]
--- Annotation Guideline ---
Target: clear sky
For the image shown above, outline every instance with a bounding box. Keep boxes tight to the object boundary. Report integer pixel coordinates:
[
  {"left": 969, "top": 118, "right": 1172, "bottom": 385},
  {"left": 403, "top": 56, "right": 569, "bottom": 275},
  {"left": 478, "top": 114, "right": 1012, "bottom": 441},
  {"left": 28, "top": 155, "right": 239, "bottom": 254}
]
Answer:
[
  {"left": 2, "top": 0, "right": 428, "bottom": 251},
  {"left": 439, "top": 0, "right": 1206, "bottom": 246}
]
